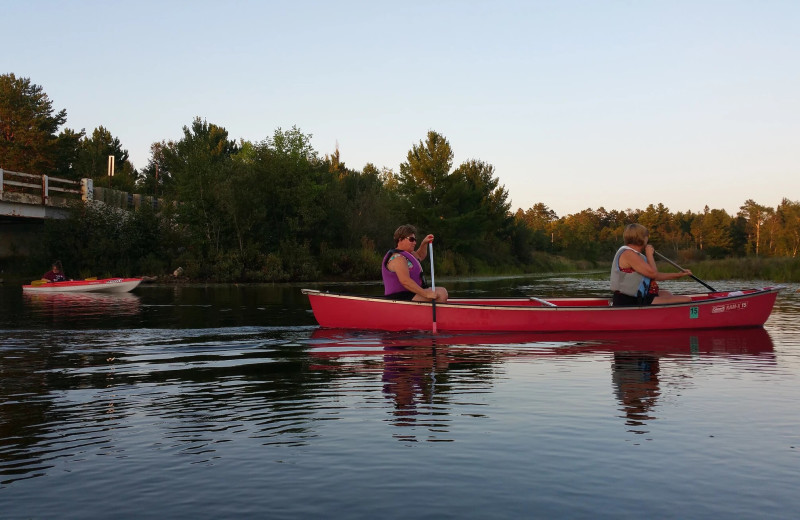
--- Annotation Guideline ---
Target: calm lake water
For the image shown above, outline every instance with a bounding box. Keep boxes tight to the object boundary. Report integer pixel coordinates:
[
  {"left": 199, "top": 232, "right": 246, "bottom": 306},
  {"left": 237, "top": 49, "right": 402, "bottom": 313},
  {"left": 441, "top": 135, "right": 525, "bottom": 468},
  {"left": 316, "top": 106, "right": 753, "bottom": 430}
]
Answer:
[{"left": 2, "top": 275, "right": 799, "bottom": 519}]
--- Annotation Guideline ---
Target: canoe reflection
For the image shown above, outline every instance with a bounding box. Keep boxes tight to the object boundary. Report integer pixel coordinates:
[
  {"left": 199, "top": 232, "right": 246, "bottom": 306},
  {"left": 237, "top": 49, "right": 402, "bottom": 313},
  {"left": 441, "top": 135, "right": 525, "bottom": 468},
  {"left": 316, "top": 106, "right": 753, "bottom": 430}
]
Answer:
[
  {"left": 310, "top": 327, "right": 775, "bottom": 437},
  {"left": 309, "top": 326, "right": 775, "bottom": 356},
  {"left": 23, "top": 291, "right": 141, "bottom": 317}
]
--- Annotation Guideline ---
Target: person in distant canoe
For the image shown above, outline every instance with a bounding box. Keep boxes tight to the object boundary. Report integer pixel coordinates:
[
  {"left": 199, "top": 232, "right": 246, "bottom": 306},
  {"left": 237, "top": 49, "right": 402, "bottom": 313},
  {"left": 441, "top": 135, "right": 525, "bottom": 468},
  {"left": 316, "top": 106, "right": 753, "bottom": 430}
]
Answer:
[
  {"left": 610, "top": 224, "right": 692, "bottom": 306},
  {"left": 382, "top": 224, "right": 448, "bottom": 302},
  {"left": 43, "top": 260, "right": 67, "bottom": 283}
]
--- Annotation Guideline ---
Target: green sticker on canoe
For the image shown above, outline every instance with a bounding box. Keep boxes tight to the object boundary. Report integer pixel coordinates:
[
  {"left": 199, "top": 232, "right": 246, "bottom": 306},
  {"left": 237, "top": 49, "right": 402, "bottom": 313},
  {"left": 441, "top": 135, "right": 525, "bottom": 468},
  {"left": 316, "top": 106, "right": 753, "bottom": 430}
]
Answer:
[{"left": 689, "top": 306, "right": 699, "bottom": 319}]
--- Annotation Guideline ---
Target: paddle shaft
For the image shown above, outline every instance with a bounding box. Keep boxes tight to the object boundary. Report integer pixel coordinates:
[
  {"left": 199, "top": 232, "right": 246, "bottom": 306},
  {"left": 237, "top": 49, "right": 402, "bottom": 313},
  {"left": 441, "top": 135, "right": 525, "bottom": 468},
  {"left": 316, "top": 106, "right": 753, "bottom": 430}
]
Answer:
[
  {"left": 429, "top": 242, "right": 437, "bottom": 334},
  {"left": 654, "top": 250, "right": 717, "bottom": 292}
]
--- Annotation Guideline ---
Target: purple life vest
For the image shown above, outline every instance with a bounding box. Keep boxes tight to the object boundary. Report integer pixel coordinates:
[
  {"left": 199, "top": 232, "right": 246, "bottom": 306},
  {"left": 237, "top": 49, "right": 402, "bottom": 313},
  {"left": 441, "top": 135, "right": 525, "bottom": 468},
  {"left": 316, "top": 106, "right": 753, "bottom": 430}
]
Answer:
[{"left": 382, "top": 250, "right": 423, "bottom": 295}]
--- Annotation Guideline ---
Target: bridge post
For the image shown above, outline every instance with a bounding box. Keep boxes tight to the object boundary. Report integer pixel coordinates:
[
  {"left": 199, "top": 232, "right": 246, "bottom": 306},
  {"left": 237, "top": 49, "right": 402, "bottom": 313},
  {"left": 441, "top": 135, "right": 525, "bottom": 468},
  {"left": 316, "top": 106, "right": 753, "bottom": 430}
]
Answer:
[
  {"left": 81, "top": 178, "right": 94, "bottom": 201},
  {"left": 0, "top": 168, "right": 3, "bottom": 196},
  {"left": 42, "top": 175, "right": 49, "bottom": 205}
]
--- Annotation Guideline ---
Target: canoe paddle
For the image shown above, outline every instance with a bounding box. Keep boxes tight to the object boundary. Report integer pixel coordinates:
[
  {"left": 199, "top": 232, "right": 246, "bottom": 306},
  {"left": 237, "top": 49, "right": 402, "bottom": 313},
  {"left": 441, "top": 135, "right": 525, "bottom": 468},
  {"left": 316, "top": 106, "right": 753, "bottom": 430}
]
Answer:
[
  {"left": 429, "top": 242, "right": 438, "bottom": 334},
  {"left": 654, "top": 250, "right": 717, "bottom": 292}
]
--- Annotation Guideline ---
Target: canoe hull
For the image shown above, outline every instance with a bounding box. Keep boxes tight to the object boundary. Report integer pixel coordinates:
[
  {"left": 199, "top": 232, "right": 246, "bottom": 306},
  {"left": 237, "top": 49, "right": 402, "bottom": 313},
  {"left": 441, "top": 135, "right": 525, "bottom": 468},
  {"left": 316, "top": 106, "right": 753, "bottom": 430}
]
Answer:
[
  {"left": 23, "top": 278, "right": 143, "bottom": 293},
  {"left": 302, "top": 287, "right": 781, "bottom": 332}
]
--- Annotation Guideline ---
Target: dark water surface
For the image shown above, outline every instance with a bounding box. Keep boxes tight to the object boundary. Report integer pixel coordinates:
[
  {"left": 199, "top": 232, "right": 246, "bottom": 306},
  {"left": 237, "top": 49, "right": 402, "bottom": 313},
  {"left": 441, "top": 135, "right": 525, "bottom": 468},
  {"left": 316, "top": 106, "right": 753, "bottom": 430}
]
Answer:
[{"left": 2, "top": 276, "right": 799, "bottom": 519}]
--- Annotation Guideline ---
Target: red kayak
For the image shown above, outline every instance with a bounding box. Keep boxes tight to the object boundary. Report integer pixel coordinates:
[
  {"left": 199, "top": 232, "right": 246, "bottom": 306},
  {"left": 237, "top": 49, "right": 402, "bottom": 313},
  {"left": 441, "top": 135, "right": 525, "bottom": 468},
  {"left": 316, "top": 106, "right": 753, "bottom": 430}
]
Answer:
[
  {"left": 23, "top": 277, "right": 143, "bottom": 293},
  {"left": 302, "top": 287, "right": 781, "bottom": 332}
]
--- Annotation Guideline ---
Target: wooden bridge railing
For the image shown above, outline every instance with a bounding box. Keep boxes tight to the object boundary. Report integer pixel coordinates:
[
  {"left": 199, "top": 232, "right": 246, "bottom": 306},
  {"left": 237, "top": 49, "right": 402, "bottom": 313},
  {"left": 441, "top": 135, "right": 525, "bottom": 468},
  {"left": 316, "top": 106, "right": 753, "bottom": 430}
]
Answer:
[
  {"left": 0, "top": 168, "right": 89, "bottom": 206},
  {"left": 1, "top": 169, "right": 161, "bottom": 214}
]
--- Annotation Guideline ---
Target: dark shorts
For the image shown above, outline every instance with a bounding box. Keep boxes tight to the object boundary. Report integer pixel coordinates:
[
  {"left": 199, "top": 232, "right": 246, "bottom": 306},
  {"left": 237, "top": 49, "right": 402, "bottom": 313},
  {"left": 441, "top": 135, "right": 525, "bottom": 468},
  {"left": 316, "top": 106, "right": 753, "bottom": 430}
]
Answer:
[
  {"left": 385, "top": 291, "right": 416, "bottom": 301},
  {"left": 611, "top": 292, "right": 655, "bottom": 306}
]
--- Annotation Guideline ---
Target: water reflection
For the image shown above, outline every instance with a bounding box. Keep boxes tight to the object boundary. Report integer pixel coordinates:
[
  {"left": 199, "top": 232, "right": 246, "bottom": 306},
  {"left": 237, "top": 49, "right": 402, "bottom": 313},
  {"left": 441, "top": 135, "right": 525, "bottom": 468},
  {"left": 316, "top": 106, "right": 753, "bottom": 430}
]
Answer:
[
  {"left": 22, "top": 291, "right": 141, "bottom": 319},
  {"left": 0, "top": 320, "right": 779, "bottom": 485},
  {"left": 308, "top": 326, "right": 776, "bottom": 357},
  {"left": 2, "top": 279, "right": 798, "bottom": 518},
  {"left": 310, "top": 327, "right": 776, "bottom": 439},
  {"left": 613, "top": 353, "right": 661, "bottom": 432}
]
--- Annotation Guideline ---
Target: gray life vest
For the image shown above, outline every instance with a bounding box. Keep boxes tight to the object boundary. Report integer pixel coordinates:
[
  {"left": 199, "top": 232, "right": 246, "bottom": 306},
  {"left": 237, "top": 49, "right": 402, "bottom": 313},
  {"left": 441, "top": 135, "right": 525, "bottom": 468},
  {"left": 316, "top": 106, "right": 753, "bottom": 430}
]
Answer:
[{"left": 610, "top": 245, "right": 651, "bottom": 297}]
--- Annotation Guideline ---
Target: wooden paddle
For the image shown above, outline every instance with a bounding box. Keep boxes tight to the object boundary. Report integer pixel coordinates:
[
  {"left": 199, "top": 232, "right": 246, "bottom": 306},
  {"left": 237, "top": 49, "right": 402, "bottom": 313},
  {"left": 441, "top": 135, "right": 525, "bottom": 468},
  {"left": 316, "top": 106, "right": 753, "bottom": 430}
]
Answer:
[
  {"left": 429, "top": 242, "right": 438, "bottom": 334},
  {"left": 654, "top": 250, "right": 717, "bottom": 292}
]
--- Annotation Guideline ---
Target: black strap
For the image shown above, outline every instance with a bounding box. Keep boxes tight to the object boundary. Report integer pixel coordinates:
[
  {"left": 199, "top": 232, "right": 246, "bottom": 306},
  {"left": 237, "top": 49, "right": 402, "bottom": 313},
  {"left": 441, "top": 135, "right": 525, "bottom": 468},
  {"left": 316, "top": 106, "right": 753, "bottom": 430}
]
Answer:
[{"left": 383, "top": 248, "right": 402, "bottom": 268}]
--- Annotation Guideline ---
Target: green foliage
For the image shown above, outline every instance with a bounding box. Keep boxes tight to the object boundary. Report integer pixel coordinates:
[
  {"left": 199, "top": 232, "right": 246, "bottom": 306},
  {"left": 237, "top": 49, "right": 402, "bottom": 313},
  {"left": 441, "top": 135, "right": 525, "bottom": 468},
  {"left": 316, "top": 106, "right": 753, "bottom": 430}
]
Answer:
[
  {"left": 318, "top": 246, "right": 382, "bottom": 280},
  {"left": 396, "top": 131, "right": 518, "bottom": 268},
  {"left": 159, "top": 117, "right": 240, "bottom": 259},
  {"left": 435, "top": 250, "right": 470, "bottom": 277},
  {"left": 775, "top": 198, "right": 800, "bottom": 257},
  {"left": 278, "top": 239, "right": 320, "bottom": 281},
  {"left": 553, "top": 209, "right": 612, "bottom": 261},
  {"left": 690, "top": 207, "right": 734, "bottom": 258},
  {"left": 519, "top": 197, "right": 800, "bottom": 272},
  {"left": 52, "top": 128, "right": 84, "bottom": 178},
  {"left": 738, "top": 199, "right": 773, "bottom": 256},
  {"left": 128, "top": 121, "right": 405, "bottom": 281},
  {"left": 135, "top": 141, "right": 172, "bottom": 196},
  {"left": 0, "top": 73, "right": 82, "bottom": 175},
  {"left": 39, "top": 202, "right": 177, "bottom": 278},
  {"left": 691, "top": 256, "right": 800, "bottom": 283},
  {"left": 73, "top": 126, "right": 136, "bottom": 189},
  {"left": 398, "top": 130, "right": 453, "bottom": 204}
]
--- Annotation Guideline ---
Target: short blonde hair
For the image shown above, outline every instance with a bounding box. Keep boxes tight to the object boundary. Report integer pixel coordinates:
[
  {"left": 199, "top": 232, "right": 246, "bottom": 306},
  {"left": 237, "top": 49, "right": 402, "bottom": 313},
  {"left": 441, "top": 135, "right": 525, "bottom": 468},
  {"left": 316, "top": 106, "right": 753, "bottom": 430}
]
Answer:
[
  {"left": 393, "top": 224, "right": 417, "bottom": 246},
  {"left": 623, "top": 223, "right": 649, "bottom": 246}
]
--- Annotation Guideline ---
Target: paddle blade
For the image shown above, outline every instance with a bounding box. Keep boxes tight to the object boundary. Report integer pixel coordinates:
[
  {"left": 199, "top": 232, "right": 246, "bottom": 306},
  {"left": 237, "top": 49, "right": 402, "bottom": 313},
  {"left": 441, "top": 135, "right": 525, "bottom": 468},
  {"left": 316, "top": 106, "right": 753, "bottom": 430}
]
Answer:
[{"left": 30, "top": 279, "right": 49, "bottom": 286}]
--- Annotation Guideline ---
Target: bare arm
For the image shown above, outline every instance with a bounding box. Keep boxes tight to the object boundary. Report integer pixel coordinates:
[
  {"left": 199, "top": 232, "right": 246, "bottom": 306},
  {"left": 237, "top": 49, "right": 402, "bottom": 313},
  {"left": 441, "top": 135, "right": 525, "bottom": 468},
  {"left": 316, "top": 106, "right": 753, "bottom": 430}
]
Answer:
[
  {"left": 387, "top": 255, "right": 436, "bottom": 299},
  {"left": 621, "top": 246, "right": 692, "bottom": 281},
  {"left": 412, "top": 234, "right": 435, "bottom": 261}
]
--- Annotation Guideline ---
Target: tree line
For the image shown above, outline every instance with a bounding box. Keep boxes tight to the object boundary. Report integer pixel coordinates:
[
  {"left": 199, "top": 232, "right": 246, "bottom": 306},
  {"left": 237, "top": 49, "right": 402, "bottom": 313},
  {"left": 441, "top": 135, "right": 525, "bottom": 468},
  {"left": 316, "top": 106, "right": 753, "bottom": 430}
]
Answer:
[
  {"left": 2, "top": 73, "right": 798, "bottom": 281},
  {"left": 518, "top": 199, "right": 800, "bottom": 263}
]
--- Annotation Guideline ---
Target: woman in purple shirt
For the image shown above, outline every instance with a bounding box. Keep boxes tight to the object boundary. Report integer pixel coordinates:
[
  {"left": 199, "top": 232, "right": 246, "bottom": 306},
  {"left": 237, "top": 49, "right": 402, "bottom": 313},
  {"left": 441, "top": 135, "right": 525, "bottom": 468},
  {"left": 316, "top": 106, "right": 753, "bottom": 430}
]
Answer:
[{"left": 381, "top": 224, "right": 448, "bottom": 302}]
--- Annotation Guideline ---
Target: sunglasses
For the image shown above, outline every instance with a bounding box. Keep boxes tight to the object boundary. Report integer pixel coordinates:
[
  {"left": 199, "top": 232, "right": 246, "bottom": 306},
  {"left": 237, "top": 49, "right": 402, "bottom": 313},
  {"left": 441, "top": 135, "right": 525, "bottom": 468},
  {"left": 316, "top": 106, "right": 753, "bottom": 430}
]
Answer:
[{"left": 405, "top": 236, "right": 417, "bottom": 243}]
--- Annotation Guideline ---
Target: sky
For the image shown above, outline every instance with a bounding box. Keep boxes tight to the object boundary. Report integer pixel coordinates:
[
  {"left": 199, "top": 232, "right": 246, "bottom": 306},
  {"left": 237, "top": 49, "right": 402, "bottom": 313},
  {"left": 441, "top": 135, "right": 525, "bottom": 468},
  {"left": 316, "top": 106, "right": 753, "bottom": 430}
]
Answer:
[{"left": 5, "top": 1, "right": 799, "bottom": 217}]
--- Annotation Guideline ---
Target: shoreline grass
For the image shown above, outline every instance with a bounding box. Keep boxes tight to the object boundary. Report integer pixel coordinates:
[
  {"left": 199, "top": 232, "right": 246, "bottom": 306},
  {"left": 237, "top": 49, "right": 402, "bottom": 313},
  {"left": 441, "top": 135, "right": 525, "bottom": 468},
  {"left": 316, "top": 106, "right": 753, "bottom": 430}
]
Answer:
[
  {"left": 4, "top": 254, "right": 799, "bottom": 285},
  {"left": 683, "top": 256, "right": 800, "bottom": 283}
]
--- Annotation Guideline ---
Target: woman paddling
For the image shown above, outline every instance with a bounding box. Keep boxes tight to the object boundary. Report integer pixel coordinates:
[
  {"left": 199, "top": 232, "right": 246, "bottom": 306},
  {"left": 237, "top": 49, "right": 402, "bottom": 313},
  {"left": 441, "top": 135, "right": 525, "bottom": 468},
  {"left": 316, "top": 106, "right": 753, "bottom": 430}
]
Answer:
[
  {"left": 382, "top": 224, "right": 448, "bottom": 302},
  {"left": 42, "top": 260, "right": 67, "bottom": 283},
  {"left": 610, "top": 224, "right": 692, "bottom": 306}
]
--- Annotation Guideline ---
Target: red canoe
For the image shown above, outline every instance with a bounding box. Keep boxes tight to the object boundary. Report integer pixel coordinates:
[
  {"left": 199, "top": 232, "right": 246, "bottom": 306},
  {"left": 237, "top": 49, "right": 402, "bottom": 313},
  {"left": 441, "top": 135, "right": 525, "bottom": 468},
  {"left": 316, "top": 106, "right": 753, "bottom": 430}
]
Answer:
[{"left": 302, "top": 287, "right": 782, "bottom": 332}]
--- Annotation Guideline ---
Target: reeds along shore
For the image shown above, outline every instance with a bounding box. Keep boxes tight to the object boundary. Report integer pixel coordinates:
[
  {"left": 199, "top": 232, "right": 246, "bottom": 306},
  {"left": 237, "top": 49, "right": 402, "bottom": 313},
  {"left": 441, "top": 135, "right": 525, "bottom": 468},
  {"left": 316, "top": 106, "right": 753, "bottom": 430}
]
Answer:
[
  {"left": 684, "top": 256, "right": 800, "bottom": 283},
  {"left": 5, "top": 253, "right": 798, "bottom": 286}
]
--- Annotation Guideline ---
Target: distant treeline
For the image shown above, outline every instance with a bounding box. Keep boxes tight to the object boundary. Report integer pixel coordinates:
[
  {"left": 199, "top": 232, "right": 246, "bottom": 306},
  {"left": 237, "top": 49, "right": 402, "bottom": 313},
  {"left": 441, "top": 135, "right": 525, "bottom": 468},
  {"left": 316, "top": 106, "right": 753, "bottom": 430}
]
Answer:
[
  {"left": 3, "top": 74, "right": 799, "bottom": 282},
  {"left": 517, "top": 198, "right": 800, "bottom": 263}
]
